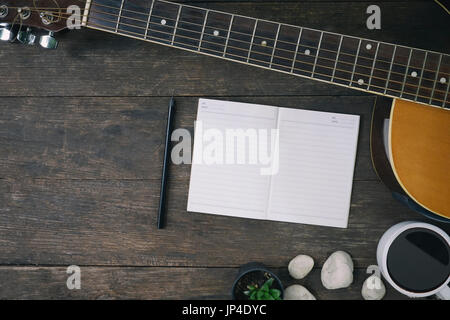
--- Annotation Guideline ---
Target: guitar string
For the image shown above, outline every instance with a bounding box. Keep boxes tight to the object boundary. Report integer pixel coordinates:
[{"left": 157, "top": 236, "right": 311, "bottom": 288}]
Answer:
[
  {"left": 8, "top": 8, "right": 448, "bottom": 103},
  {"left": 9, "top": 3, "right": 450, "bottom": 78},
  {"left": 84, "top": 19, "right": 449, "bottom": 104},
  {"left": 13, "top": 7, "right": 448, "bottom": 102},
  {"left": 14, "top": 6, "right": 449, "bottom": 95},
  {"left": 85, "top": 2, "right": 450, "bottom": 77},
  {"left": 85, "top": 5, "right": 449, "bottom": 83},
  {"left": 77, "top": 8, "right": 450, "bottom": 95},
  {"left": 34, "top": 8, "right": 445, "bottom": 96}
]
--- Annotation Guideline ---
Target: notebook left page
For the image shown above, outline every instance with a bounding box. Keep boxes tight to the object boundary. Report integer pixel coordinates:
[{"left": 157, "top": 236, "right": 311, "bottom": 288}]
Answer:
[{"left": 187, "top": 99, "right": 278, "bottom": 221}]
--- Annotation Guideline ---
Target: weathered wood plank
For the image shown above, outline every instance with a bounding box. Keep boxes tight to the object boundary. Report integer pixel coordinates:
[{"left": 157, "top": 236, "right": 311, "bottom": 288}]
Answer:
[
  {"left": 0, "top": 96, "right": 377, "bottom": 180},
  {"left": 179, "top": 1, "right": 429, "bottom": 3},
  {"left": 0, "top": 2, "right": 447, "bottom": 97},
  {"left": 1, "top": 177, "right": 449, "bottom": 266},
  {"left": 0, "top": 266, "right": 412, "bottom": 299}
]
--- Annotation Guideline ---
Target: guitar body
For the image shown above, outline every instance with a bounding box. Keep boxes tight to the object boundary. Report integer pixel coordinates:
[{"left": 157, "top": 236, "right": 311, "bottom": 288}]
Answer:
[{"left": 371, "top": 98, "right": 450, "bottom": 220}]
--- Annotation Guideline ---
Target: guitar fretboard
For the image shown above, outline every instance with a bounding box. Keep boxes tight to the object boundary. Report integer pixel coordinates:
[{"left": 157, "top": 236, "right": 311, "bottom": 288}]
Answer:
[{"left": 84, "top": 0, "right": 450, "bottom": 109}]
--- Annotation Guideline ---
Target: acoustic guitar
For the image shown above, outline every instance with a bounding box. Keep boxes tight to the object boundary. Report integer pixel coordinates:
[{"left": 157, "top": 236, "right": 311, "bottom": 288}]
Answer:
[{"left": 1, "top": 0, "right": 449, "bottom": 220}]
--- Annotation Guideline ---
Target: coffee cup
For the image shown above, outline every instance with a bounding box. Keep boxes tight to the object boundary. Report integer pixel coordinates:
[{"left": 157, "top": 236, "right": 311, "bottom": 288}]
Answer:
[{"left": 377, "top": 221, "right": 450, "bottom": 299}]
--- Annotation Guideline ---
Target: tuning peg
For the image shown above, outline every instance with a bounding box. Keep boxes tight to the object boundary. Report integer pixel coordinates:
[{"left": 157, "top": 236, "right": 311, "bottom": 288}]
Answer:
[
  {"left": 0, "top": 23, "right": 14, "bottom": 41},
  {"left": 39, "top": 31, "right": 58, "bottom": 49},
  {"left": 17, "top": 27, "right": 36, "bottom": 45}
]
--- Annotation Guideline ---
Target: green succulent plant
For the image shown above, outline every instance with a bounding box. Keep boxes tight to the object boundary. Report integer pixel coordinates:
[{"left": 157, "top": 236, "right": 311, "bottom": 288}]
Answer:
[{"left": 244, "top": 278, "right": 282, "bottom": 300}]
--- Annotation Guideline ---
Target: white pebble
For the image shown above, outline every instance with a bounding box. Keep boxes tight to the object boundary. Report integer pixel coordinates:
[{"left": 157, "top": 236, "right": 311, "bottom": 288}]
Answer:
[
  {"left": 358, "top": 79, "right": 364, "bottom": 85},
  {"left": 288, "top": 255, "right": 314, "bottom": 279},
  {"left": 160, "top": 19, "right": 166, "bottom": 25},
  {"left": 284, "top": 285, "right": 316, "bottom": 300},
  {"left": 440, "top": 77, "right": 447, "bottom": 84},
  {"left": 362, "top": 275, "right": 386, "bottom": 300},
  {"left": 321, "top": 251, "right": 354, "bottom": 289},
  {"left": 304, "top": 49, "right": 310, "bottom": 55},
  {"left": 411, "top": 71, "right": 418, "bottom": 77},
  {"left": 365, "top": 43, "right": 372, "bottom": 50},
  {"left": 213, "top": 30, "right": 219, "bottom": 36},
  {"left": 261, "top": 40, "right": 267, "bottom": 46}
]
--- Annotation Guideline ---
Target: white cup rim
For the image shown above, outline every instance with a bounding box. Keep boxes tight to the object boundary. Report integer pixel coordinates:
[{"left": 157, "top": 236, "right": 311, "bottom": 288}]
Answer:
[{"left": 379, "top": 221, "right": 450, "bottom": 298}]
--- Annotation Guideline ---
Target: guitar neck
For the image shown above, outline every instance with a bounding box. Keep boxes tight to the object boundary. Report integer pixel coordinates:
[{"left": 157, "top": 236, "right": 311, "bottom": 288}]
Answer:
[{"left": 83, "top": 0, "right": 450, "bottom": 109}]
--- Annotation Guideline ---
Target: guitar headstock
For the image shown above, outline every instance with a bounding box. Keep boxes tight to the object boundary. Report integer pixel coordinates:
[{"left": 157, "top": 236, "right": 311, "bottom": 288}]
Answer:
[{"left": 0, "top": 0, "right": 85, "bottom": 47}]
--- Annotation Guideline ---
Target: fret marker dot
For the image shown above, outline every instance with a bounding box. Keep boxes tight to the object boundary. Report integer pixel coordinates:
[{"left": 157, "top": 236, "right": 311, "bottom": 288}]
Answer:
[
  {"left": 304, "top": 49, "right": 310, "bottom": 55},
  {"left": 358, "top": 79, "right": 364, "bottom": 85},
  {"left": 411, "top": 71, "right": 418, "bottom": 78},
  {"left": 213, "top": 30, "right": 219, "bottom": 36},
  {"left": 366, "top": 44, "right": 372, "bottom": 50},
  {"left": 440, "top": 77, "right": 447, "bottom": 84},
  {"left": 160, "top": 19, "right": 166, "bottom": 25},
  {"left": 261, "top": 40, "right": 267, "bottom": 46}
]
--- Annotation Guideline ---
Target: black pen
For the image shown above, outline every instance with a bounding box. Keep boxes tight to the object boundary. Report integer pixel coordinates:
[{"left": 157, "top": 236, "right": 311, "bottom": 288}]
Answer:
[{"left": 157, "top": 95, "right": 175, "bottom": 229}]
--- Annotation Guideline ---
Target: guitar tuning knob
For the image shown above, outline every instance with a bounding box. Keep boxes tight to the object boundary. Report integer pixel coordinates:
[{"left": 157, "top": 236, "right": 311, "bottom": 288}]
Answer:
[
  {"left": 0, "top": 23, "right": 14, "bottom": 41},
  {"left": 39, "top": 31, "right": 58, "bottom": 49},
  {"left": 17, "top": 27, "right": 36, "bottom": 45}
]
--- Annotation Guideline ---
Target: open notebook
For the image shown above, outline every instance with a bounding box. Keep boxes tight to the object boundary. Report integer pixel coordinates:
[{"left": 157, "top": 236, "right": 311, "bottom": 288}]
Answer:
[{"left": 187, "top": 99, "right": 360, "bottom": 228}]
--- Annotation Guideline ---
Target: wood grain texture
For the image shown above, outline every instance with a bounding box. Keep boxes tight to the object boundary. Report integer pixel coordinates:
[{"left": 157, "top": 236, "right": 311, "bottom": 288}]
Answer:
[
  {"left": 0, "top": 266, "right": 412, "bottom": 300},
  {"left": 0, "top": 1, "right": 448, "bottom": 299},
  {"left": 1, "top": 175, "right": 449, "bottom": 267},
  {"left": 0, "top": 96, "right": 376, "bottom": 180}
]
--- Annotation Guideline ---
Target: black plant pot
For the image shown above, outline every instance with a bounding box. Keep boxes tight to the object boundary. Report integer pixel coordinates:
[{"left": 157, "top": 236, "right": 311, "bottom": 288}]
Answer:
[{"left": 231, "top": 262, "right": 284, "bottom": 300}]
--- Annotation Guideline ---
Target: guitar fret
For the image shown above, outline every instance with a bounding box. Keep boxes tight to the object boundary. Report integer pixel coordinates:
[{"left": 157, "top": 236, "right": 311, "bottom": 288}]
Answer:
[
  {"left": 198, "top": 9, "right": 209, "bottom": 51},
  {"left": 415, "top": 51, "right": 428, "bottom": 101},
  {"left": 249, "top": 20, "right": 279, "bottom": 67},
  {"left": 401, "top": 49, "right": 426, "bottom": 100},
  {"left": 146, "top": 0, "right": 179, "bottom": 44},
  {"left": 352, "top": 40, "right": 378, "bottom": 90},
  {"left": 311, "top": 31, "right": 324, "bottom": 77},
  {"left": 429, "top": 54, "right": 443, "bottom": 104},
  {"left": 293, "top": 29, "right": 321, "bottom": 77},
  {"left": 171, "top": 4, "right": 182, "bottom": 45},
  {"left": 223, "top": 15, "right": 234, "bottom": 57},
  {"left": 350, "top": 39, "right": 362, "bottom": 85},
  {"left": 85, "top": 0, "right": 448, "bottom": 109},
  {"left": 333, "top": 36, "right": 359, "bottom": 86},
  {"left": 271, "top": 25, "right": 301, "bottom": 72},
  {"left": 330, "top": 35, "right": 343, "bottom": 82},
  {"left": 247, "top": 20, "right": 258, "bottom": 63},
  {"left": 200, "top": 11, "right": 232, "bottom": 56},
  {"left": 430, "top": 54, "right": 449, "bottom": 107},
  {"left": 115, "top": 0, "right": 125, "bottom": 33},
  {"left": 443, "top": 76, "right": 450, "bottom": 108},
  {"left": 291, "top": 28, "right": 302, "bottom": 73},
  {"left": 114, "top": 0, "right": 152, "bottom": 38},
  {"left": 367, "top": 42, "right": 380, "bottom": 88},
  {"left": 144, "top": 0, "right": 155, "bottom": 39},
  {"left": 269, "top": 24, "right": 281, "bottom": 68},
  {"left": 400, "top": 49, "right": 413, "bottom": 97},
  {"left": 226, "top": 16, "right": 256, "bottom": 62},
  {"left": 173, "top": 5, "right": 206, "bottom": 50},
  {"left": 369, "top": 43, "right": 394, "bottom": 93},
  {"left": 383, "top": 45, "right": 397, "bottom": 94}
]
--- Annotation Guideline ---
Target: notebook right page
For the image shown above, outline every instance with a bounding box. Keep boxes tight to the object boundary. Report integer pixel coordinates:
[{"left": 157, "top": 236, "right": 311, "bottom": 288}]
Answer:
[{"left": 267, "top": 108, "right": 360, "bottom": 228}]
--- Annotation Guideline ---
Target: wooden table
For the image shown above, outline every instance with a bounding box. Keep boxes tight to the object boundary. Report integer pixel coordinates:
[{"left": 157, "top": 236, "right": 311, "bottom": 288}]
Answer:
[{"left": 0, "top": 0, "right": 449, "bottom": 299}]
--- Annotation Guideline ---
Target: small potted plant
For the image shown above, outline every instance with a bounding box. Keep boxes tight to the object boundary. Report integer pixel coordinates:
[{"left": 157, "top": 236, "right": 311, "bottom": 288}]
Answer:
[{"left": 231, "top": 262, "right": 283, "bottom": 300}]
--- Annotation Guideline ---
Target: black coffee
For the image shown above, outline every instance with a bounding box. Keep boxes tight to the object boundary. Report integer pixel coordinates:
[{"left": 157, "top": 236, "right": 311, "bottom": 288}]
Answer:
[{"left": 387, "top": 228, "right": 450, "bottom": 293}]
